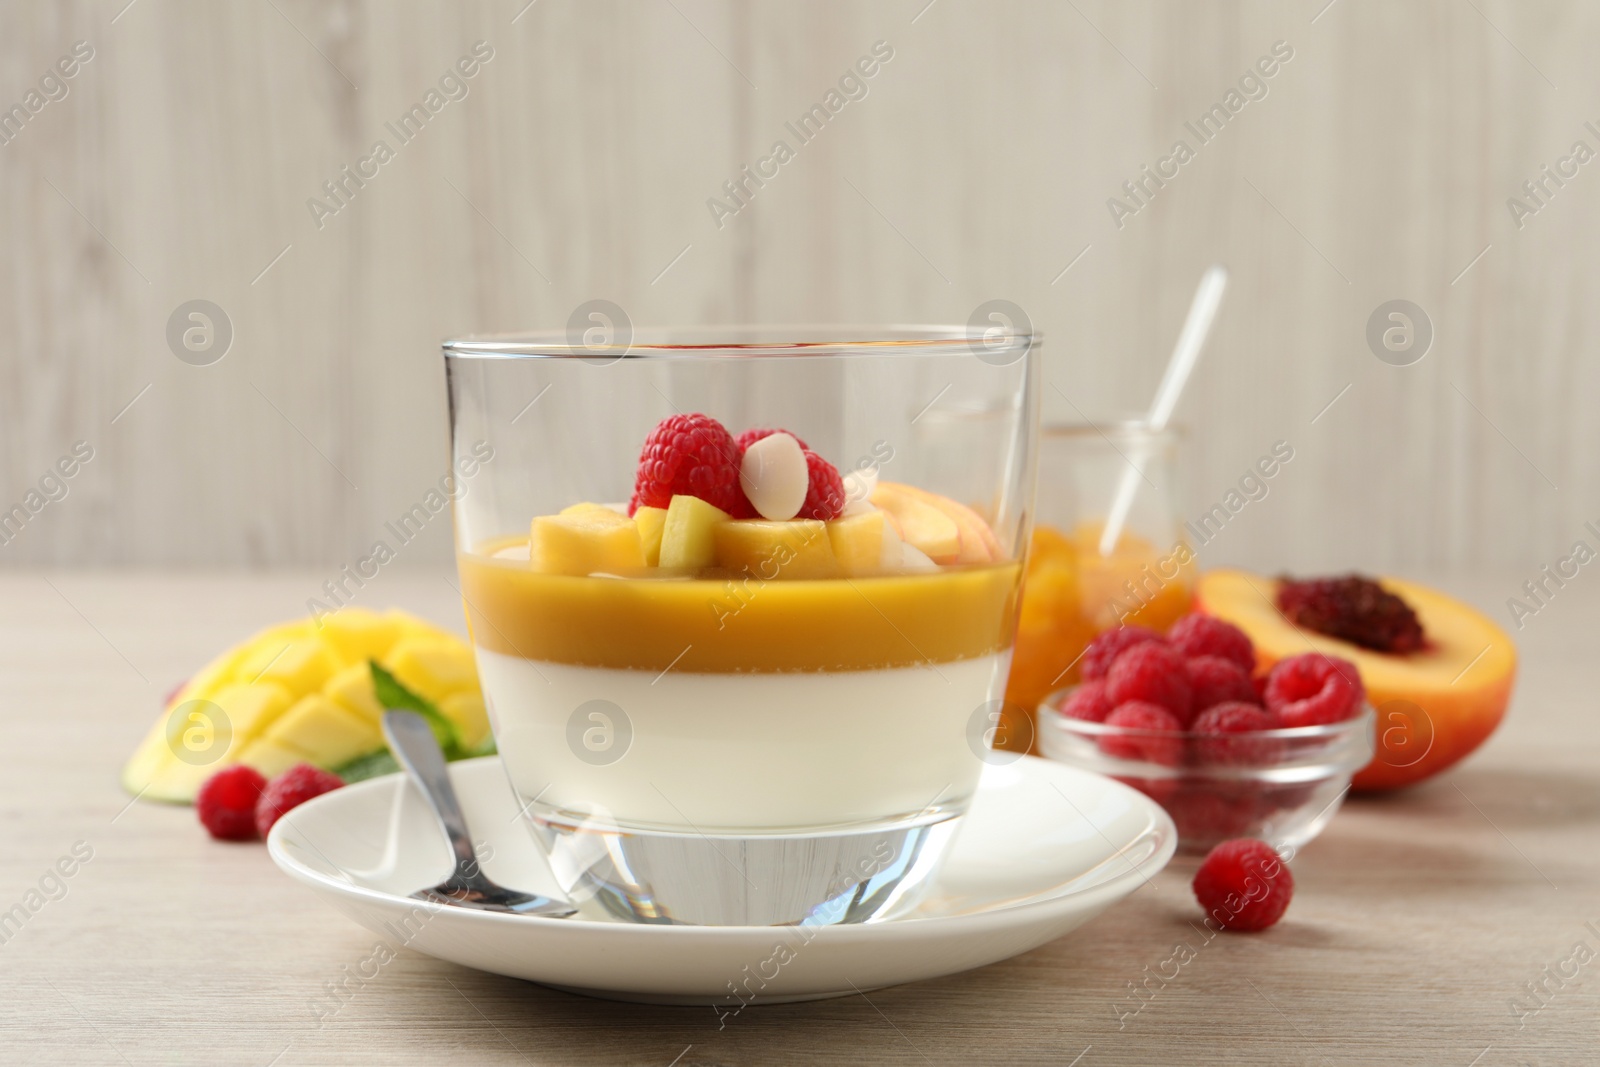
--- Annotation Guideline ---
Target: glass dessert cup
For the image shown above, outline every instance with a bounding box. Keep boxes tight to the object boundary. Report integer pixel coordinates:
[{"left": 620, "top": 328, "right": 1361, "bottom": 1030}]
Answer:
[
  {"left": 1001, "top": 423, "right": 1196, "bottom": 753},
  {"left": 444, "top": 326, "right": 1038, "bottom": 926},
  {"left": 1038, "top": 688, "right": 1374, "bottom": 856}
]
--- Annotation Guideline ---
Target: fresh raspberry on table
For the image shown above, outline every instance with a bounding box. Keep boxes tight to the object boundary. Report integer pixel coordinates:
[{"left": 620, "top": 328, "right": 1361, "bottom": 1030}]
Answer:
[
  {"left": 255, "top": 763, "right": 345, "bottom": 838},
  {"left": 1192, "top": 700, "right": 1283, "bottom": 765},
  {"left": 1187, "top": 655, "right": 1260, "bottom": 713},
  {"left": 631, "top": 413, "right": 751, "bottom": 517},
  {"left": 1080, "top": 626, "right": 1163, "bottom": 682},
  {"left": 196, "top": 764, "right": 268, "bottom": 841},
  {"left": 1264, "top": 653, "right": 1365, "bottom": 727},
  {"left": 1168, "top": 614, "right": 1256, "bottom": 673},
  {"left": 798, "top": 450, "right": 846, "bottom": 521},
  {"left": 1100, "top": 701, "right": 1184, "bottom": 766},
  {"left": 735, "top": 427, "right": 810, "bottom": 452},
  {"left": 1105, "top": 642, "right": 1194, "bottom": 724},
  {"left": 1192, "top": 838, "right": 1295, "bottom": 931},
  {"left": 1059, "top": 680, "right": 1113, "bottom": 723}
]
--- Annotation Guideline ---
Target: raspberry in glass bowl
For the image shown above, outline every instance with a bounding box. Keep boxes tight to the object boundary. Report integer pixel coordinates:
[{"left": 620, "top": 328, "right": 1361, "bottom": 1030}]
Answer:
[{"left": 1036, "top": 619, "right": 1375, "bottom": 855}]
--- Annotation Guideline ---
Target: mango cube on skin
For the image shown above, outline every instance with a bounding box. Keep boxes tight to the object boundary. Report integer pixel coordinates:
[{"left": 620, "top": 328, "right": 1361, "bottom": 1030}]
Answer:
[
  {"left": 827, "top": 511, "right": 904, "bottom": 577},
  {"left": 715, "top": 520, "right": 841, "bottom": 580},
  {"left": 658, "top": 495, "right": 731, "bottom": 570},
  {"left": 634, "top": 506, "right": 668, "bottom": 566},
  {"left": 324, "top": 661, "right": 385, "bottom": 725},
  {"left": 265, "top": 694, "right": 383, "bottom": 768},
  {"left": 316, "top": 608, "right": 407, "bottom": 667},
  {"left": 236, "top": 738, "right": 310, "bottom": 779},
  {"left": 384, "top": 637, "right": 480, "bottom": 707},
  {"left": 238, "top": 637, "right": 339, "bottom": 696},
  {"left": 530, "top": 507, "right": 646, "bottom": 576},
  {"left": 442, "top": 691, "right": 492, "bottom": 751},
  {"left": 208, "top": 681, "right": 295, "bottom": 743}
]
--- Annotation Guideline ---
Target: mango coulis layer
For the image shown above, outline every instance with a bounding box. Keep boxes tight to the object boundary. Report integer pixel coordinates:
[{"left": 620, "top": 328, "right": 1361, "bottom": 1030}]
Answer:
[{"left": 458, "top": 547, "right": 1021, "bottom": 672}]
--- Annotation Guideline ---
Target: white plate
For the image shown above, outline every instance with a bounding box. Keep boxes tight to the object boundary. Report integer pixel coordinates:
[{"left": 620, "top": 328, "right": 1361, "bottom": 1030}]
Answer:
[{"left": 267, "top": 755, "right": 1175, "bottom": 1005}]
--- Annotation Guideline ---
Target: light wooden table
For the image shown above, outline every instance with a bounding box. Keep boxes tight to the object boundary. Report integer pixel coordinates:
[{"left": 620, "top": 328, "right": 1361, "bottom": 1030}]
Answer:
[{"left": 1, "top": 571, "right": 1594, "bottom": 1066}]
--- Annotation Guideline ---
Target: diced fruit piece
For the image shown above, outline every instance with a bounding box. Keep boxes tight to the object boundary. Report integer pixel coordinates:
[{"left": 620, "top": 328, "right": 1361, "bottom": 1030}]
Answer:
[
  {"left": 239, "top": 637, "right": 338, "bottom": 697},
  {"left": 255, "top": 763, "right": 344, "bottom": 837},
  {"left": 632, "top": 413, "right": 750, "bottom": 516},
  {"left": 262, "top": 694, "right": 382, "bottom": 769},
  {"left": 1100, "top": 701, "right": 1184, "bottom": 765},
  {"left": 196, "top": 765, "right": 267, "bottom": 841},
  {"left": 559, "top": 501, "right": 622, "bottom": 517},
  {"left": 315, "top": 608, "right": 406, "bottom": 667},
  {"left": 740, "top": 432, "right": 810, "bottom": 521},
  {"left": 1080, "top": 625, "right": 1163, "bottom": 682},
  {"left": 1195, "top": 569, "right": 1517, "bottom": 791},
  {"left": 827, "top": 510, "right": 904, "bottom": 577},
  {"left": 384, "top": 637, "right": 480, "bottom": 707},
  {"left": 798, "top": 450, "right": 847, "bottom": 521},
  {"left": 324, "top": 661, "right": 385, "bottom": 725},
  {"left": 1263, "top": 653, "right": 1363, "bottom": 727},
  {"left": 1187, "top": 655, "right": 1259, "bottom": 712},
  {"left": 442, "top": 691, "right": 491, "bottom": 751},
  {"left": 1105, "top": 642, "right": 1194, "bottom": 724},
  {"left": 871, "top": 483, "right": 960, "bottom": 562},
  {"left": 659, "top": 494, "right": 732, "bottom": 569},
  {"left": 236, "top": 737, "right": 310, "bottom": 779},
  {"left": 1192, "top": 838, "right": 1294, "bottom": 931},
  {"left": 1167, "top": 614, "right": 1255, "bottom": 673},
  {"left": 529, "top": 507, "right": 646, "bottom": 576},
  {"left": 714, "top": 520, "right": 841, "bottom": 580},
  {"left": 1058, "top": 680, "right": 1112, "bottom": 723},
  {"left": 633, "top": 506, "right": 668, "bottom": 566}
]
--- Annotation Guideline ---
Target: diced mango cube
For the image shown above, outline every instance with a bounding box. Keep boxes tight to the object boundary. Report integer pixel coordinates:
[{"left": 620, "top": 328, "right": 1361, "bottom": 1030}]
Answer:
[
  {"left": 441, "top": 691, "right": 492, "bottom": 751},
  {"left": 209, "top": 681, "right": 295, "bottom": 741},
  {"left": 265, "top": 694, "right": 382, "bottom": 768},
  {"left": 634, "top": 506, "right": 668, "bottom": 566},
  {"left": 715, "top": 520, "right": 840, "bottom": 580},
  {"left": 238, "top": 637, "right": 338, "bottom": 696},
  {"left": 530, "top": 508, "right": 645, "bottom": 576},
  {"left": 384, "top": 637, "right": 480, "bottom": 706},
  {"left": 828, "top": 511, "right": 894, "bottom": 577},
  {"left": 316, "top": 608, "right": 406, "bottom": 666},
  {"left": 237, "top": 737, "right": 311, "bottom": 779},
  {"left": 659, "top": 495, "right": 731, "bottom": 570},
  {"left": 324, "top": 661, "right": 384, "bottom": 725}
]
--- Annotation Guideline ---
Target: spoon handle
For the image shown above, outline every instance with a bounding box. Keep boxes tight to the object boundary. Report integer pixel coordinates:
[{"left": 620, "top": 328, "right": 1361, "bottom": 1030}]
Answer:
[{"left": 382, "top": 709, "right": 484, "bottom": 882}]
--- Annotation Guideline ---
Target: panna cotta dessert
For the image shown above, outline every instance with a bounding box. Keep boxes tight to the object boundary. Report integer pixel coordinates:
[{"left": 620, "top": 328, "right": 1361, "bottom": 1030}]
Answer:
[{"left": 459, "top": 414, "right": 1021, "bottom": 835}]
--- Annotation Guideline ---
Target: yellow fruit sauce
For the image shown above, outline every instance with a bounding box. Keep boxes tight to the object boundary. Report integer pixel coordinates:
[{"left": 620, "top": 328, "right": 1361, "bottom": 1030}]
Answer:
[
  {"left": 1000, "top": 523, "right": 1195, "bottom": 751},
  {"left": 457, "top": 540, "right": 1021, "bottom": 673}
]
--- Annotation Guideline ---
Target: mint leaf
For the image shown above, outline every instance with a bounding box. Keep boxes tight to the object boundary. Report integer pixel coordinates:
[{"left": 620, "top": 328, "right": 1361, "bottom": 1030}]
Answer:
[
  {"left": 334, "top": 749, "right": 400, "bottom": 784},
  {"left": 369, "top": 659, "right": 461, "bottom": 757}
]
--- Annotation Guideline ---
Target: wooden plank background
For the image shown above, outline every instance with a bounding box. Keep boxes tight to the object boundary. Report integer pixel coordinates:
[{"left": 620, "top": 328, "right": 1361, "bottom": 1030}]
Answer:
[{"left": 2, "top": 0, "right": 1595, "bottom": 585}]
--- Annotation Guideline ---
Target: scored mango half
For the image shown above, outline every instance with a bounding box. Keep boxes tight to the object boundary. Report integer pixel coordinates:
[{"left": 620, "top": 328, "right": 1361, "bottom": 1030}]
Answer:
[{"left": 121, "top": 607, "right": 487, "bottom": 804}]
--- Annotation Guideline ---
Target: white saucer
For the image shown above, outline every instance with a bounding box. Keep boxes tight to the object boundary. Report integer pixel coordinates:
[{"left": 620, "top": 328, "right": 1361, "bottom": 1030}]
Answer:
[{"left": 267, "top": 755, "right": 1175, "bottom": 1005}]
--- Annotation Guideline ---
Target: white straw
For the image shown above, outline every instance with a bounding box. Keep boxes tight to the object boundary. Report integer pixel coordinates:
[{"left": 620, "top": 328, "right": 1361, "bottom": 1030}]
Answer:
[{"left": 1097, "top": 265, "right": 1229, "bottom": 556}]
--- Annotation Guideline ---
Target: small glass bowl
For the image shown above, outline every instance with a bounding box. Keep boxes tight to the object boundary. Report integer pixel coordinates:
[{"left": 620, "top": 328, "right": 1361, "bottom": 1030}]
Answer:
[{"left": 1037, "top": 689, "right": 1375, "bottom": 856}]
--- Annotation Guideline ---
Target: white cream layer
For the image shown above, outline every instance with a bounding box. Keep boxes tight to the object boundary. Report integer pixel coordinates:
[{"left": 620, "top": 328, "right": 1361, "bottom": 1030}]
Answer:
[{"left": 478, "top": 649, "right": 1010, "bottom": 834}]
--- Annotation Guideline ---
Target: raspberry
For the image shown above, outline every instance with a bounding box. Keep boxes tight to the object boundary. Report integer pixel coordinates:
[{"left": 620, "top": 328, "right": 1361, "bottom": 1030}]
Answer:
[
  {"left": 1276, "top": 574, "right": 1425, "bottom": 653},
  {"left": 1168, "top": 614, "right": 1256, "bottom": 672},
  {"left": 1192, "top": 701, "right": 1283, "bottom": 765},
  {"left": 631, "top": 413, "right": 750, "bottom": 517},
  {"left": 735, "top": 427, "right": 810, "bottom": 452},
  {"left": 1192, "top": 838, "right": 1294, "bottom": 931},
  {"left": 798, "top": 450, "right": 846, "bottom": 521},
  {"left": 1058, "top": 680, "right": 1113, "bottom": 723},
  {"left": 1168, "top": 787, "right": 1260, "bottom": 847},
  {"left": 1100, "top": 701, "right": 1184, "bottom": 766},
  {"left": 255, "top": 763, "right": 344, "bottom": 838},
  {"left": 1080, "top": 626, "right": 1163, "bottom": 682},
  {"left": 1187, "top": 655, "right": 1259, "bottom": 713},
  {"left": 1105, "top": 642, "right": 1193, "bottom": 724},
  {"left": 1264, "top": 653, "right": 1364, "bottom": 727},
  {"left": 196, "top": 764, "right": 268, "bottom": 841}
]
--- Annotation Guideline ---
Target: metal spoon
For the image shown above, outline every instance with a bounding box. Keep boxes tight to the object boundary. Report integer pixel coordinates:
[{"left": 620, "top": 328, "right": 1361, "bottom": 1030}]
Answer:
[{"left": 381, "top": 709, "right": 576, "bottom": 917}]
